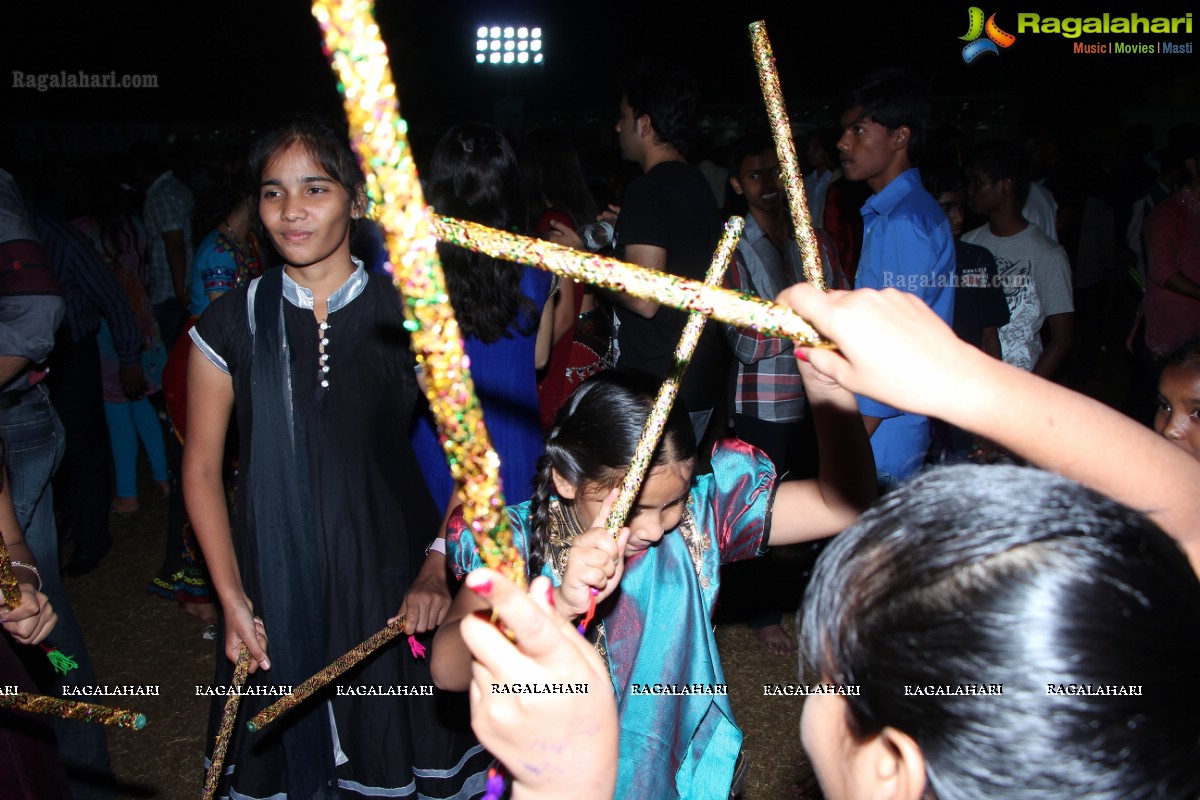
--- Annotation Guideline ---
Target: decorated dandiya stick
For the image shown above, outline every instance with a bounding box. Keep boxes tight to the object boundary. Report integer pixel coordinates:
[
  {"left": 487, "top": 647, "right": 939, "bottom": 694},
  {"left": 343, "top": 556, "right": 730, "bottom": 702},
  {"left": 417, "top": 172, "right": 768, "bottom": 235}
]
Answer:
[
  {"left": 247, "top": 617, "right": 417, "bottom": 733},
  {"left": 578, "top": 219, "right": 741, "bottom": 634},
  {"left": 430, "top": 217, "right": 831, "bottom": 348},
  {"left": 0, "top": 537, "right": 23, "bottom": 609},
  {"left": 202, "top": 645, "right": 251, "bottom": 800},
  {"left": 603, "top": 218, "right": 742, "bottom": 537},
  {"left": 310, "top": 0, "right": 523, "bottom": 587},
  {"left": 0, "top": 693, "right": 145, "bottom": 729},
  {"left": 748, "top": 20, "right": 827, "bottom": 292}
]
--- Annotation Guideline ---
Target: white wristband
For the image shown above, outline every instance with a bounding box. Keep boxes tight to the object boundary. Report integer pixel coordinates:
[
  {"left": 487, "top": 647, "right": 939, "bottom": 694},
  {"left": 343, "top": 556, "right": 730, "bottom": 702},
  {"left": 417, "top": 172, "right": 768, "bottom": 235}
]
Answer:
[{"left": 425, "top": 537, "right": 447, "bottom": 556}]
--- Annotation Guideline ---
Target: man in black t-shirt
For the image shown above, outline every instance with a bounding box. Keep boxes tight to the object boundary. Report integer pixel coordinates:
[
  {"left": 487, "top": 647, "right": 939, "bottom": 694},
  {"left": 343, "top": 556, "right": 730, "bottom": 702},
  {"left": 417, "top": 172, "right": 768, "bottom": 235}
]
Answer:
[{"left": 609, "top": 60, "right": 726, "bottom": 442}]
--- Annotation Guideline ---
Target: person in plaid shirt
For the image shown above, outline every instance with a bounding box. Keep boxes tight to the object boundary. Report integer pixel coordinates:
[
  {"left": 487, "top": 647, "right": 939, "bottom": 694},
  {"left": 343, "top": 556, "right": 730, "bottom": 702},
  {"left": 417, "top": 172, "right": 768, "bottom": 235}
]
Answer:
[
  {"left": 722, "top": 132, "right": 842, "bottom": 656},
  {"left": 725, "top": 132, "right": 841, "bottom": 478}
]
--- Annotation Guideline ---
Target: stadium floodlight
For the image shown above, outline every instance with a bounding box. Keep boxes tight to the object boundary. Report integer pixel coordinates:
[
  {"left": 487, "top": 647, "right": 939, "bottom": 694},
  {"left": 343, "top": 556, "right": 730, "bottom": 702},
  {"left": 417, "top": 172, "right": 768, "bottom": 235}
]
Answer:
[{"left": 475, "top": 24, "right": 543, "bottom": 67}]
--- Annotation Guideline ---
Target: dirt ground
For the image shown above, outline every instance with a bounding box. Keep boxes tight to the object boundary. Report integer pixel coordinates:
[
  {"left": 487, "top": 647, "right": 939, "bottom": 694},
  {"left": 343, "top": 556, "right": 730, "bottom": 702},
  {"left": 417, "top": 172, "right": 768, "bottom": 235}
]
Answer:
[{"left": 60, "top": 482, "right": 818, "bottom": 799}]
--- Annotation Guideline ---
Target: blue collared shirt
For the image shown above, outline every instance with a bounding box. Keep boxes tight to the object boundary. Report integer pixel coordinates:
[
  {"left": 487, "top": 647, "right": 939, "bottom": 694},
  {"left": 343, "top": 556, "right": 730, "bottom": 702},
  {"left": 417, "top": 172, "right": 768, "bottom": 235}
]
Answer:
[{"left": 854, "top": 168, "right": 955, "bottom": 480}]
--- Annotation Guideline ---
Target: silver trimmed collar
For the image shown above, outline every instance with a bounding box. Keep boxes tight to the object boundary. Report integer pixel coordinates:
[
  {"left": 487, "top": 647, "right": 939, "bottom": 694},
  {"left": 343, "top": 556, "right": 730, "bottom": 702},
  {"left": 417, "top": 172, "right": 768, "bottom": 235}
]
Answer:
[{"left": 281, "top": 257, "right": 367, "bottom": 313}]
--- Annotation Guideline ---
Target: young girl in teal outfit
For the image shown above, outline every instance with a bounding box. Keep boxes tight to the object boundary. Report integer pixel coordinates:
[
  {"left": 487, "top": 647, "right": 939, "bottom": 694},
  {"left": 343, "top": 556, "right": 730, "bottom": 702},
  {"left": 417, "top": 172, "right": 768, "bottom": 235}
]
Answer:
[{"left": 432, "top": 368, "right": 875, "bottom": 799}]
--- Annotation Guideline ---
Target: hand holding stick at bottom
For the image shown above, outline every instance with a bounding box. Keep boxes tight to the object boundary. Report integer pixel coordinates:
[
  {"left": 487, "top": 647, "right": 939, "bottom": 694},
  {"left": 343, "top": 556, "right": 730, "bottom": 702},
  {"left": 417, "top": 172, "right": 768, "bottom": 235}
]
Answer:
[{"left": 461, "top": 569, "right": 617, "bottom": 800}]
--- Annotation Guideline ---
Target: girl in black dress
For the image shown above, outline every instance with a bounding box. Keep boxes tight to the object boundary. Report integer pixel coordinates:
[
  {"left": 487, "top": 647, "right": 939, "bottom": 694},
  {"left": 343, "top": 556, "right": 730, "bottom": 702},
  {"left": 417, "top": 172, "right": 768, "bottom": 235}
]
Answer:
[{"left": 184, "top": 118, "right": 488, "bottom": 799}]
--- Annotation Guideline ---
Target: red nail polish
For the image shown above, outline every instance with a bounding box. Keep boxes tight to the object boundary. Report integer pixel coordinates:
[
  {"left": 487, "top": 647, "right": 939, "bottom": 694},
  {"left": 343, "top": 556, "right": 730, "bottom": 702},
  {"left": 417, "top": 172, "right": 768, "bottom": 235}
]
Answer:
[
  {"left": 796, "top": 348, "right": 808, "bottom": 363},
  {"left": 468, "top": 579, "right": 493, "bottom": 597},
  {"left": 545, "top": 584, "right": 555, "bottom": 607}
]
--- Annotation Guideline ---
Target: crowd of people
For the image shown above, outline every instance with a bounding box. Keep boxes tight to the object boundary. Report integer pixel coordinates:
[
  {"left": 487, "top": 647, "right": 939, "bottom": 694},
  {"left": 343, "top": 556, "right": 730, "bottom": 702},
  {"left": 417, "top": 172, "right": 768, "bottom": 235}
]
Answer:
[{"left": 0, "top": 55, "right": 1198, "bottom": 800}]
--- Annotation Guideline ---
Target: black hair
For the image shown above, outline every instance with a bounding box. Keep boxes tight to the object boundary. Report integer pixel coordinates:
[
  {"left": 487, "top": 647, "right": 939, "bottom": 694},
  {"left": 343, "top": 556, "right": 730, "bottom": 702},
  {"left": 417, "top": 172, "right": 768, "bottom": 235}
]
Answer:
[
  {"left": 525, "top": 371, "right": 696, "bottom": 578},
  {"left": 518, "top": 128, "right": 598, "bottom": 230},
  {"left": 726, "top": 130, "right": 776, "bottom": 178},
  {"left": 618, "top": 60, "right": 698, "bottom": 156},
  {"left": 428, "top": 123, "right": 537, "bottom": 343},
  {"left": 969, "top": 140, "right": 1031, "bottom": 206},
  {"left": 1163, "top": 335, "right": 1200, "bottom": 374},
  {"left": 845, "top": 69, "right": 932, "bottom": 166},
  {"left": 801, "top": 464, "right": 1200, "bottom": 800},
  {"left": 920, "top": 161, "right": 965, "bottom": 199},
  {"left": 248, "top": 116, "right": 366, "bottom": 203}
]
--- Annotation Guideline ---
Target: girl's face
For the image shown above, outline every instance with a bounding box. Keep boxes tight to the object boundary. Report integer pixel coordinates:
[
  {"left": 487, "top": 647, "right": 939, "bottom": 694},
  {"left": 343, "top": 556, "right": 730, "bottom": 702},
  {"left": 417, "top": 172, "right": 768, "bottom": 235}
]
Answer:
[
  {"left": 259, "top": 143, "right": 362, "bottom": 271},
  {"left": 570, "top": 459, "right": 695, "bottom": 558},
  {"left": 1155, "top": 364, "right": 1200, "bottom": 460}
]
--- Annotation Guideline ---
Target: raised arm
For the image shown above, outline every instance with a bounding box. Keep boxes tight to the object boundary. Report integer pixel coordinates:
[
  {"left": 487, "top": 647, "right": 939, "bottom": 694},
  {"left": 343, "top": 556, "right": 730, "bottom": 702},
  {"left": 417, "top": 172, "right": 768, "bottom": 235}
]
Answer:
[{"left": 778, "top": 284, "right": 1200, "bottom": 567}]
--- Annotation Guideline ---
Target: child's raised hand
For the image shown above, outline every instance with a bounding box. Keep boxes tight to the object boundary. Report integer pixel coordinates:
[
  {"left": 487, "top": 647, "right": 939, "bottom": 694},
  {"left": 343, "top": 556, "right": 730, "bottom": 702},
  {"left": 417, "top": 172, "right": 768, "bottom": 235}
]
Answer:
[
  {"left": 461, "top": 570, "right": 617, "bottom": 800},
  {"left": 778, "top": 284, "right": 972, "bottom": 420},
  {"left": 556, "top": 488, "right": 631, "bottom": 618}
]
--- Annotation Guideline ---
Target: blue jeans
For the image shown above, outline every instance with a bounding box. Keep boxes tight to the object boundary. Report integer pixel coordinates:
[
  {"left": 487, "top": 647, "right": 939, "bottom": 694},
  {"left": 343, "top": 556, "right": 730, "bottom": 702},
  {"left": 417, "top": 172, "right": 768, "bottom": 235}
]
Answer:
[{"left": 0, "top": 384, "right": 116, "bottom": 799}]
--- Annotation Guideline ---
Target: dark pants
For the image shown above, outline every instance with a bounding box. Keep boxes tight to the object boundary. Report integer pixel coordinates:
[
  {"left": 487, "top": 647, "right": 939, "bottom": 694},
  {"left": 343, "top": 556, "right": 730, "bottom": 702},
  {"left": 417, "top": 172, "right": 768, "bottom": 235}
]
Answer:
[
  {"left": 46, "top": 336, "right": 111, "bottom": 562},
  {"left": 727, "top": 413, "right": 819, "bottom": 629}
]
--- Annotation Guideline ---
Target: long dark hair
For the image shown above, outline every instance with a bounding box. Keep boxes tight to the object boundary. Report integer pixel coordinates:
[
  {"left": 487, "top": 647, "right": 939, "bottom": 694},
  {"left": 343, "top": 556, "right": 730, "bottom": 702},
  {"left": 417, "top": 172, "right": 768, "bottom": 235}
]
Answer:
[
  {"left": 801, "top": 464, "right": 1200, "bottom": 800},
  {"left": 525, "top": 371, "right": 696, "bottom": 578},
  {"left": 519, "top": 128, "right": 598, "bottom": 229},
  {"left": 428, "top": 123, "right": 536, "bottom": 343}
]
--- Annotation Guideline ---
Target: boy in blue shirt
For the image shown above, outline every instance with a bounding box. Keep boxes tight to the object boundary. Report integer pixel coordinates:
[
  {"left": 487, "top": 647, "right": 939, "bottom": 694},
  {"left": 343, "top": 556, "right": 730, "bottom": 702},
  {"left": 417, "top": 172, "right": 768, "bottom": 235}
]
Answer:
[{"left": 837, "top": 69, "right": 955, "bottom": 486}]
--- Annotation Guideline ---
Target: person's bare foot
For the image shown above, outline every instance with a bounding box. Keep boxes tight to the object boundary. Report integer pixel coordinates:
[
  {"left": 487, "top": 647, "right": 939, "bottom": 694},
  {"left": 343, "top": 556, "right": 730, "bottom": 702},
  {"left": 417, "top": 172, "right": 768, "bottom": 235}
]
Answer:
[
  {"left": 753, "top": 623, "right": 797, "bottom": 656},
  {"left": 111, "top": 496, "right": 139, "bottom": 514},
  {"left": 155, "top": 479, "right": 171, "bottom": 498},
  {"left": 181, "top": 601, "right": 218, "bottom": 626}
]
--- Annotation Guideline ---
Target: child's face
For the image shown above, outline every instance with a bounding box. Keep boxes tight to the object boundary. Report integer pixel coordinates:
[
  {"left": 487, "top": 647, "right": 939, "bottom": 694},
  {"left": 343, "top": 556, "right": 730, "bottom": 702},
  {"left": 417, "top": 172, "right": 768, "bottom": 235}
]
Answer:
[
  {"left": 259, "top": 143, "right": 360, "bottom": 271},
  {"left": 731, "top": 150, "right": 782, "bottom": 216},
  {"left": 575, "top": 459, "right": 695, "bottom": 558},
  {"left": 1155, "top": 364, "right": 1200, "bottom": 459}
]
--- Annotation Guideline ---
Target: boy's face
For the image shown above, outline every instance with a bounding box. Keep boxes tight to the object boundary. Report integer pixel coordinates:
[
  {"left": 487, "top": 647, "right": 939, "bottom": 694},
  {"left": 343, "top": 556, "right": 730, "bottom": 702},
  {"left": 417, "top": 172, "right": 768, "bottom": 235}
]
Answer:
[
  {"left": 936, "top": 190, "right": 965, "bottom": 238},
  {"left": 730, "top": 150, "right": 783, "bottom": 216},
  {"left": 965, "top": 163, "right": 1004, "bottom": 217},
  {"left": 1155, "top": 363, "right": 1200, "bottom": 460},
  {"left": 837, "top": 106, "right": 909, "bottom": 193}
]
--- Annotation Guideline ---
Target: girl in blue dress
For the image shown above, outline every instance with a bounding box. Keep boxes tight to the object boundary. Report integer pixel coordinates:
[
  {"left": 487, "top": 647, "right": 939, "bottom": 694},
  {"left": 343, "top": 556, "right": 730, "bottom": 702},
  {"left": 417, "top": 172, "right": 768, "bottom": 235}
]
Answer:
[
  {"left": 410, "top": 123, "right": 553, "bottom": 514},
  {"left": 431, "top": 368, "right": 875, "bottom": 800}
]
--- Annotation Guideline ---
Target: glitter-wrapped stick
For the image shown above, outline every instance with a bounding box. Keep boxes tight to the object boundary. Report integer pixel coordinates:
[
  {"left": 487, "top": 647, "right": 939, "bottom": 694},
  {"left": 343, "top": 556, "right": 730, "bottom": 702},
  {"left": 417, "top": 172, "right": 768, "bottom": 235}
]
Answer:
[
  {"left": 748, "top": 20, "right": 826, "bottom": 292},
  {"left": 605, "top": 218, "right": 741, "bottom": 535},
  {"left": 0, "top": 693, "right": 145, "bottom": 729},
  {"left": 248, "top": 618, "right": 404, "bottom": 733},
  {"left": 431, "top": 216, "right": 831, "bottom": 348},
  {"left": 0, "top": 538, "right": 22, "bottom": 609},
  {"left": 202, "top": 645, "right": 251, "bottom": 800},
  {"left": 311, "top": 0, "right": 523, "bottom": 586}
]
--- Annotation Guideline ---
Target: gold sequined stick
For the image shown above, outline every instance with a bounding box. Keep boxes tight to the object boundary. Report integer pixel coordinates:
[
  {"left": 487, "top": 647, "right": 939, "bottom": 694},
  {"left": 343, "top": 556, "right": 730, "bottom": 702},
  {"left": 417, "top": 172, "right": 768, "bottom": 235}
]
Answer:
[
  {"left": 247, "top": 617, "right": 405, "bottom": 733},
  {"left": 0, "top": 693, "right": 145, "bottom": 729},
  {"left": 0, "top": 538, "right": 22, "bottom": 609},
  {"left": 430, "top": 217, "right": 831, "bottom": 348},
  {"left": 310, "top": 0, "right": 523, "bottom": 585},
  {"left": 605, "top": 218, "right": 742, "bottom": 535},
  {"left": 748, "top": 20, "right": 826, "bottom": 291},
  {"left": 202, "top": 646, "right": 251, "bottom": 800}
]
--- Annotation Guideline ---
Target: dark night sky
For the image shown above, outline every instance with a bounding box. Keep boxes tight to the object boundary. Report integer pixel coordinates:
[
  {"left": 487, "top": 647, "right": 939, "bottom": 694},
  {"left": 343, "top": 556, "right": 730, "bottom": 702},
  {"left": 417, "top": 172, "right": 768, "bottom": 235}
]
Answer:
[{"left": 4, "top": 0, "right": 1198, "bottom": 144}]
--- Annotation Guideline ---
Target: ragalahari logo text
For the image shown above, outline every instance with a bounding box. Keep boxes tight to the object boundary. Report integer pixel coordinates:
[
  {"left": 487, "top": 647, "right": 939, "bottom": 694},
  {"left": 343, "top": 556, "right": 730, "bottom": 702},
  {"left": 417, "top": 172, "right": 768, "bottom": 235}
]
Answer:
[{"left": 960, "top": 7, "right": 1017, "bottom": 62}]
